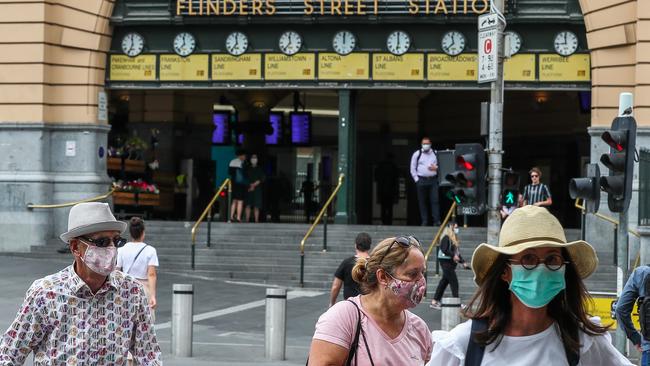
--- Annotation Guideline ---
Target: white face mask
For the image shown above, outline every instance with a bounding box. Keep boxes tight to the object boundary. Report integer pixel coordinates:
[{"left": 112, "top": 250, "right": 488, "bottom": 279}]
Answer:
[
  {"left": 421, "top": 144, "right": 431, "bottom": 151},
  {"left": 453, "top": 227, "right": 460, "bottom": 234},
  {"left": 251, "top": 158, "right": 258, "bottom": 166},
  {"left": 79, "top": 241, "right": 117, "bottom": 276}
]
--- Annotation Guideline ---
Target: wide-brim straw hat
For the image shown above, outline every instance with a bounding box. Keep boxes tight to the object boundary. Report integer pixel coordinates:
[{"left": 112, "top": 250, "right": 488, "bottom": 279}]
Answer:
[
  {"left": 60, "top": 202, "right": 127, "bottom": 243},
  {"left": 471, "top": 205, "right": 598, "bottom": 286}
]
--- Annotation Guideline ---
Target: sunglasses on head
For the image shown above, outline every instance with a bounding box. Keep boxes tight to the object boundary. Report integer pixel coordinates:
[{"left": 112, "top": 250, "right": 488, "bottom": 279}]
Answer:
[
  {"left": 377, "top": 236, "right": 421, "bottom": 265},
  {"left": 79, "top": 235, "right": 127, "bottom": 248}
]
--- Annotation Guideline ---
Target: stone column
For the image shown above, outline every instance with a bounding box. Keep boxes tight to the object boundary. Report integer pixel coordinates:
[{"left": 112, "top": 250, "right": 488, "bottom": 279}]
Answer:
[{"left": 335, "top": 90, "right": 357, "bottom": 224}]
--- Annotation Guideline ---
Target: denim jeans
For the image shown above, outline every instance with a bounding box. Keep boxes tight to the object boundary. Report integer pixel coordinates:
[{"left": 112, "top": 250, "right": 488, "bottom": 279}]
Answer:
[{"left": 643, "top": 350, "right": 650, "bottom": 366}]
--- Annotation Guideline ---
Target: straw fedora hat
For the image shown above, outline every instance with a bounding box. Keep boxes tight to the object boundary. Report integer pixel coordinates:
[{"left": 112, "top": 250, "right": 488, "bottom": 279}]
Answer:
[
  {"left": 60, "top": 202, "right": 127, "bottom": 243},
  {"left": 471, "top": 205, "right": 598, "bottom": 285}
]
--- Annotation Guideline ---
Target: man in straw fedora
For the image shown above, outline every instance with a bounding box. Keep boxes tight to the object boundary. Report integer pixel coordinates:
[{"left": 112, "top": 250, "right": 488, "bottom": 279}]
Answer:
[
  {"left": 0, "top": 202, "right": 161, "bottom": 365},
  {"left": 428, "top": 205, "right": 632, "bottom": 365}
]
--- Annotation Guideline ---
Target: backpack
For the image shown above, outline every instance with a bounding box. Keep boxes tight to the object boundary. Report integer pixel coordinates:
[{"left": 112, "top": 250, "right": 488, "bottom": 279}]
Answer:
[
  {"left": 639, "top": 274, "right": 650, "bottom": 340},
  {"left": 465, "top": 319, "right": 579, "bottom": 366}
]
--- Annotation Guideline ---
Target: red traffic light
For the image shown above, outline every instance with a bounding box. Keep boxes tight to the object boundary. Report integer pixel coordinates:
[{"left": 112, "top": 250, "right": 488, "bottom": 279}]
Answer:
[
  {"left": 456, "top": 155, "right": 475, "bottom": 170},
  {"left": 601, "top": 131, "right": 626, "bottom": 152},
  {"left": 220, "top": 191, "right": 226, "bottom": 197}
]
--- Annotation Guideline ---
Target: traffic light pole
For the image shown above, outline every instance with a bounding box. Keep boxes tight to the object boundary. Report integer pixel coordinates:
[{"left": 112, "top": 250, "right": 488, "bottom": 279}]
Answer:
[
  {"left": 615, "top": 210, "right": 629, "bottom": 352},
  {"left": 486, "top": 0, "right": 505, "bottom": 244}
]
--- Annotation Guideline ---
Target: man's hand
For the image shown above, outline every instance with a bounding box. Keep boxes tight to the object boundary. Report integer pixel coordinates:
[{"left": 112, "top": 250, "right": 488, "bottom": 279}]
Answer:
[
  {"left": 636, "top": 343, "right": 642, "bottom": 352},
  {"left": 428, "top": 164, "right": 438, "bottom": 172}
]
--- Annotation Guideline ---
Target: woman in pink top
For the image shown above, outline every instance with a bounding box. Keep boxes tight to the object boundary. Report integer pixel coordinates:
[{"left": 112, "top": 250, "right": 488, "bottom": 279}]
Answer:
[{"left": 308, "top": 236, "right": 433, "bottom": 365}]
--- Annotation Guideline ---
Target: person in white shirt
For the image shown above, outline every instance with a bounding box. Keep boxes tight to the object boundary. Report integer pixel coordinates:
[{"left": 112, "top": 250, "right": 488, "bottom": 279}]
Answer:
[
  {"left": 117, "top": 217, "right": 159, "bottom": 319},
  {"left": 428, "top": 206, "right": 632, "bottom": 366}
]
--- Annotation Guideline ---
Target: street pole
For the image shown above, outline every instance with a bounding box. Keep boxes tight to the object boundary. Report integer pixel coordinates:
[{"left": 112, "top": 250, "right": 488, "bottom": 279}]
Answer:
[
  {"left": 486, "top": 0, "right": 505, "bottom": 244},
  {"left": 614, "top": 92, "right": 633, "bottom": 353}
]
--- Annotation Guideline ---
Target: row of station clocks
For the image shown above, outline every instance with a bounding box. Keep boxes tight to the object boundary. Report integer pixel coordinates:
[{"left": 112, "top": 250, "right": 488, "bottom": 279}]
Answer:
[{"left": 121, "top": 29, "right": 580, "bottom": 58}]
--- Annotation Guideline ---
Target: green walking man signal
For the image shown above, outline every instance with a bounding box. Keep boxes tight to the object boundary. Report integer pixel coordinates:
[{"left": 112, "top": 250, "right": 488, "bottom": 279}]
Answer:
[{"left": 505, "top": 190, "right": 516, "bottom": 205}]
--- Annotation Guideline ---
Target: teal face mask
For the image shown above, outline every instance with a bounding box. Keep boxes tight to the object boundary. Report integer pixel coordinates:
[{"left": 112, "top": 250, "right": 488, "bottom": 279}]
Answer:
[{"left": 508, "top": 264, "right": 566, "bottom": 308}]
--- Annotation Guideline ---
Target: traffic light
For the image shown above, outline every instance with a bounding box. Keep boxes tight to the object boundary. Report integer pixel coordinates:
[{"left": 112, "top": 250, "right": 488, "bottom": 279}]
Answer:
[
  {"left": 445, "top": 143, "right": 486, "bottom": 215},
  {"left": 502, "top": 171, "right": 520, "bottom": 207},
  {"left": 599, "top": 116, "right": 637, "bottom": 212},
  {"left": 569, "top": 163, "right": 600, "bottom": 213}
]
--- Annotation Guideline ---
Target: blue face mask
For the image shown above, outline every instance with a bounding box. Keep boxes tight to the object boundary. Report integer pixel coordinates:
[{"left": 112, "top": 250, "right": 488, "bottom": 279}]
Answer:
[{"left": 508, "top": 264, "right": 566, "bottom": 309}]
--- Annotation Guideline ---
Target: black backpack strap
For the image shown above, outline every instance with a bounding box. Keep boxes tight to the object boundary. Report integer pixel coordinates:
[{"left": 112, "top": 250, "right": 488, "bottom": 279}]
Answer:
[
  {"left": 345, "top": 300, "right": 364, "bottom": 366},
  {"left": 465, "top": 318, "right": 488, "bottom": 366},
  {"left": 125, "top": 244, "right": 148, "bottom": 275}
]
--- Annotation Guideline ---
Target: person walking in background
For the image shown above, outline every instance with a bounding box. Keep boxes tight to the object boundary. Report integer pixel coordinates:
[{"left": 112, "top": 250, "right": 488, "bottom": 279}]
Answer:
[
  {"left": 522, "top": 167, "right": 552, "bottom": 207},
  {"left": 301, "top": 170, "right": 317, "bottom": 223},
  {"left": 329, "top": 232, "right": 372, "bottom": 307},
  {"left": 117, "top": 217, "right": 159, "bottom": 320},
  {"left": 245, "top": 154, "right": 265, "bottom": 223},
  {"left": 229, "top": 150, "right": 247, "bottom": 222},
  {"left": 430, "top": 221, "right": 469, "bottom": 310},
  {"left": 428, "top": 206, "right": 631, "bottom": 365},
  {"left": 375, "top": 153, "right": 400, "bottom": 225},
  {"left": 309, "top": 236, "right": 432, "bottom": 365},
  {"left": 615, "top": 265, "right": 650, "bottom": 365},
  {"left": 0, "top": 202, "right": 161, "bottom": 365},
  {"left": 411, "top": 137, "right": 441, "bottom": 226}
]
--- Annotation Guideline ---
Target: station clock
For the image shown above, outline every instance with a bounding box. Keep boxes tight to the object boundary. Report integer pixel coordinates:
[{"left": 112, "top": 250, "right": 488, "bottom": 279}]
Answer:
[
  {"left": 121, "top": 33, "right": 145, "bottom": 57},
  {"left": 554, "top": 31, "right": 578, "bottom": 56},
  {"left": 386, "top": 31, "right": 410, "bottom": 56},
  {"left": 505, "top": 31, "right": 522, "bottom": 56},
  {"left": 441, "top": 31, "right": 466, "bottom": 56},
  {"left": 173, "top": 32, "right": 196, "bottom": 57},
  {"left": 279, "top": 31, "right": 303, "bottom": 56},
  {"left": 332, "top": 30, "right": 356, "bottom": 56},
  {"left": 225, "top": 31, "right": 249, "bottom": 56}
]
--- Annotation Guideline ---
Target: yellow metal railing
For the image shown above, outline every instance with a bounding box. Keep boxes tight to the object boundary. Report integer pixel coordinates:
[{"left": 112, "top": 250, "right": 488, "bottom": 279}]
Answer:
[
  {"left": 424, "top": 201, "right": 458, "bottom": 263},
  {"left": 299, "top": 173, "right": 344, "bottom": 286},
  {"left": 574, "top": 199, "right": 639, "bottom": 238},
  {"left": 191, "top": 178, "right": 231, "bottom": 269},
  {"left": 27, "top": 188, "right": 116, "bottom": 209}
]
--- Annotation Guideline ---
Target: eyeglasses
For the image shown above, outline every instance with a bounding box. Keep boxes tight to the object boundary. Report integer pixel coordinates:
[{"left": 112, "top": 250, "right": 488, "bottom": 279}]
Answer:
[
  {"left": 530, "top": 174, "right": 539, "bottom": 178},
  {"left": 377, "top": 236, "right": 421, "bottom": 266},
  {"left": 79, "top": 235, "right": 127, "bottom": 248},
  {"left": 508, "top": 253, "right": 569, "bottom": 271}
]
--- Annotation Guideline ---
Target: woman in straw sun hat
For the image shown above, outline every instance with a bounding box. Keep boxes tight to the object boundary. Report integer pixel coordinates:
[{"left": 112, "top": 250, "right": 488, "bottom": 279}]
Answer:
[{"left": 427, "top": 205, "right": 632, "bottom": 366}]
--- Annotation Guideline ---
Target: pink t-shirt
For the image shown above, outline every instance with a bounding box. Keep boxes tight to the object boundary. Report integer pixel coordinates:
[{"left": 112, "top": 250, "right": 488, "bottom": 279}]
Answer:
[{"left": 313, "top": 295, "right": 433, "bottom": 365}]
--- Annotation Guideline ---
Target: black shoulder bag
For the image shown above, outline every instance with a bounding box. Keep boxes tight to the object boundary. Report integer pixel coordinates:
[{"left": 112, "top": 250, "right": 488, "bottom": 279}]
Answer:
[
  {"left": 306, "top": 299, "right": 375, "bottom": 366},
  {"left": 125, "top": 244, "right": 148, "bottom": 275},
  {"left": 465, "top": 318, "right": 579, "bottom": 366}
]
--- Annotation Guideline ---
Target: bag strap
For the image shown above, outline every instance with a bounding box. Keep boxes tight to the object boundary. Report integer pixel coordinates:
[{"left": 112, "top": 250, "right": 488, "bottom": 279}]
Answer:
[
  {"left": 465, "top": 318, "right": 488, "bottom": 366},
  {"left": 125, "top": 244, "right": 148, "bottom": 275}
]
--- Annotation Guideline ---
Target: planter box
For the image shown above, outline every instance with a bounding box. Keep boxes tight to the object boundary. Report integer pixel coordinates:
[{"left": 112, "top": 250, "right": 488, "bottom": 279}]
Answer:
[
  {"left": 137, "top": 193, "right": 160, "bottom": 206},
  {"left": 107, "top": 158, "right": 146, "bottom": 173},
  {"left": 113, "top": 191, "right": 136, "bottom": 205},
  {"left": 113, "top": 192, "right": 159, "bottom": 207}
]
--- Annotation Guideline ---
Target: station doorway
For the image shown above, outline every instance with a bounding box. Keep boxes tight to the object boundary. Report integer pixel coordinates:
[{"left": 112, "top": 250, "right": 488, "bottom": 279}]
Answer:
[{"left": 106, "top": 87, "right": 589, "bottom": 227}]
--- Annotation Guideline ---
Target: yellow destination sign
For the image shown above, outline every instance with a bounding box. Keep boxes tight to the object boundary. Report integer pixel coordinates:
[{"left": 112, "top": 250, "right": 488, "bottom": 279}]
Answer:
[
  {"left": 318, "top": 53, "right": 369, "bottom": 80},
  {"left": 504, "top": 54, "right": 535, "bottom": 81},
  {"left": 539, "top": 54, "right": 590, "bottom": 82},
  {"left": 427, "top": 53, "right": 477, "bottom": 81},
  {"left": 373, "top": 54, "right": 424, "bottom": 81},
  {"left": 265, "top": 54, "right": 315, "bottom": 80},
  {"left": 212, "top": 54, "right": 262, "bottom": 80},
  {"left": 109, "top": 55, "right": 156, "bottom": 81},
  {"left": 160, "top": 54, "right": 209, "bottom": 81}
]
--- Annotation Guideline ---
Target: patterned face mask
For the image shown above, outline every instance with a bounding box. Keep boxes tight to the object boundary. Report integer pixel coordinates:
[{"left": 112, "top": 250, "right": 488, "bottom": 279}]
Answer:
[
  {"left": 79, "top": 241, "right": 117, "bottom": 276},
  {"left": 387, "top": 272, "right": 426, "bottom": 308}
]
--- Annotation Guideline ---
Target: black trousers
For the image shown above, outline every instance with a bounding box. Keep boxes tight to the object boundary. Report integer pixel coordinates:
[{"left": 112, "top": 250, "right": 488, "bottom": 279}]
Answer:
[
  {"left": 380, "top": 198, "right": 393, "bottom": 225},
  {"left": 434, "top": 261, "right": 459, "bottom": 301},
  {"left": 416, "top": 177, "right": 440, "bottom": 226}
]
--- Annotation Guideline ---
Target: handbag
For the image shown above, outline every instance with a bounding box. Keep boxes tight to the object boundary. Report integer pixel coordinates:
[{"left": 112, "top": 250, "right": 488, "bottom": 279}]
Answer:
[{"left": 125, "top": 244, "right": 149, "bottom": 275}]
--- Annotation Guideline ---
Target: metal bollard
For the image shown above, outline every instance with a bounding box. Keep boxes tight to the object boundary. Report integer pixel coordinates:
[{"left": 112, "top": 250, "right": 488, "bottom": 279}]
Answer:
[
  {"left": 172, "top": 284, "right": 194, "bottom": 357},
  {"left": 265, "top": 288, "right": 287, "bottom": 360},
  {"left": 441, "top": 297, "right": 461, "bottom": 331}
]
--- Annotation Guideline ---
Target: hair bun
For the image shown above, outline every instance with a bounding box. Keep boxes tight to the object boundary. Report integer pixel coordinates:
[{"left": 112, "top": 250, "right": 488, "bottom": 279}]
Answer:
[{"left": 351, "top": 257, "right": 369, "bottom": 285}]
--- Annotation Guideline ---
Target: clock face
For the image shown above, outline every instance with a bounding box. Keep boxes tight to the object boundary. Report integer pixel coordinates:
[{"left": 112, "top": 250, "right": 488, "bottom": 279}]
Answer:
[
  {"left": 505, "top": 31, "right": 522, "bottom": 56},
  {"left": 333, "top": 30, "right": 356, "bottom": 56},
  {"left": 441, "top": 31, "right": 466, "bottom": 56},
  {"left": 554, "top": 31, "right": 578, "bottom": 56},
  {"left": 386, "top": 31, "right": 410, "bottom": 56},
  {"left": 225, "top": 31, "right": 248, "bottom": 56},
  {"left": 121, "top": 33, "right": 145, "bottom": 57},
  {"left": 279, "top": 31, "right": 302, "bottom": 56},
  {"left": 173, "top": 32, "right": 196, "bottom": 57}
]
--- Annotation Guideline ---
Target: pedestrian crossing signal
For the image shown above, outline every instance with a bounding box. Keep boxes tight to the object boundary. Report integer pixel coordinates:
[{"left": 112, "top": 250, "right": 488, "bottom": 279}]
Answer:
[
  {"left": 599, "top": 116, "right": 636, "bottom": 212},
  {"left": 502, "top": 189, "right": 517, "bottom": 206},
  {"left": 445, "top": 143, "right": 486, "bottom": 215}
]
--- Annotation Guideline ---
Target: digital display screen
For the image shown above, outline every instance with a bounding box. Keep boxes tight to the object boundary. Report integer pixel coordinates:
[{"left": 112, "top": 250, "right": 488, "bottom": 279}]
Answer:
[
  {"left": 212, "top": 112, "right": 230, "bottom": 144},
  {"left": 290, "top": 112, "right": 312, "bottom": 145},
  {"left": 237, "top": 133, "right": 244, "bottom": 145},
  {"left": 266, "top": 112, "right": 283, "bottom": 145}
]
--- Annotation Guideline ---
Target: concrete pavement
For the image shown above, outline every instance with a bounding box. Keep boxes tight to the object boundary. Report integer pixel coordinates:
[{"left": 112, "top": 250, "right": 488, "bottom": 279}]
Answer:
[{"left": 0, "top": 255, "right": 443, "bottom": 365}]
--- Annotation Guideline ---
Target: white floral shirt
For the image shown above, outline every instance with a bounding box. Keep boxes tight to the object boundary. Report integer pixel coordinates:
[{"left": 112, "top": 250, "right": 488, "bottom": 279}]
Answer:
[{"left": 0, "top": 265, "right": 161, "bottom": 365}]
